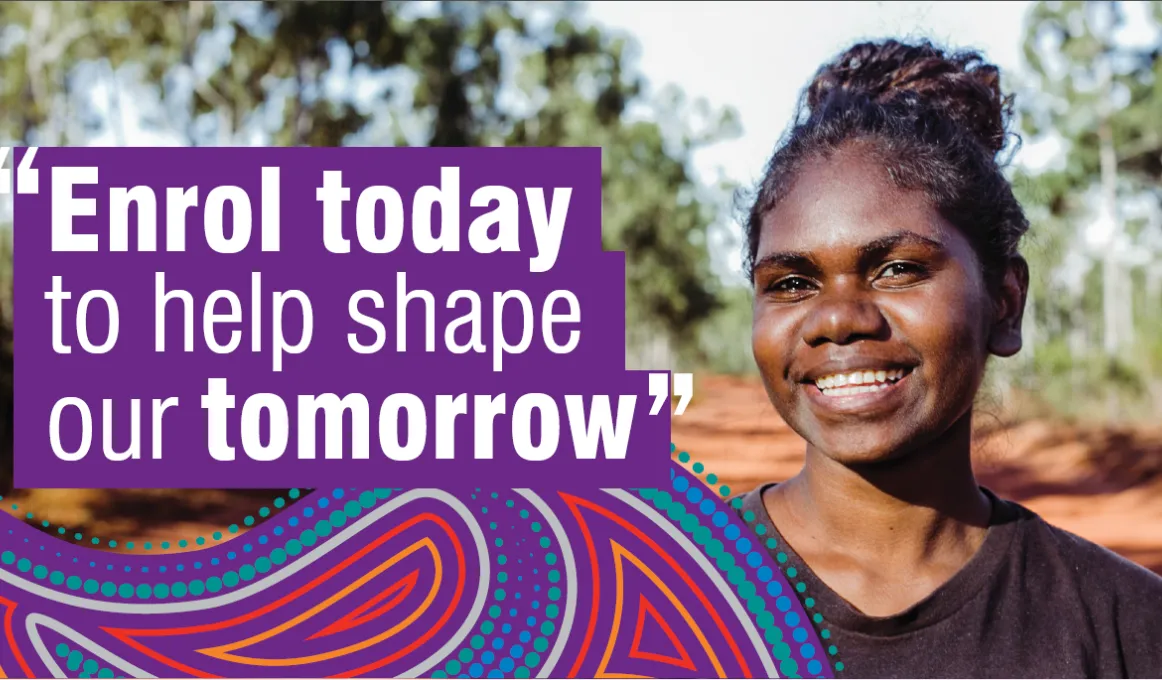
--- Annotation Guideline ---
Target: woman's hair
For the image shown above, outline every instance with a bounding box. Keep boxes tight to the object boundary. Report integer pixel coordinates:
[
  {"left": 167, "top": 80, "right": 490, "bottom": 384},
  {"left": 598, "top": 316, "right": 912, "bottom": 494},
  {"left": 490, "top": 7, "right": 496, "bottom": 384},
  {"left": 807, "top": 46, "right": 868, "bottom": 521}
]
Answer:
[{"left": 743, "top": 39, "right": 1029, "bottom": 289}]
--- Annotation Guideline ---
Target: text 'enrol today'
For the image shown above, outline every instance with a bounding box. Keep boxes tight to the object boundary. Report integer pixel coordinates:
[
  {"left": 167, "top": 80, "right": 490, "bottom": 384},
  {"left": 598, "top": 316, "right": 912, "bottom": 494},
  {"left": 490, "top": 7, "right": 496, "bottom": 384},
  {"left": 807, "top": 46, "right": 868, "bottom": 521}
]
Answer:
[{"left": 48, "top": 165, "right": 572, "bottom": 273}]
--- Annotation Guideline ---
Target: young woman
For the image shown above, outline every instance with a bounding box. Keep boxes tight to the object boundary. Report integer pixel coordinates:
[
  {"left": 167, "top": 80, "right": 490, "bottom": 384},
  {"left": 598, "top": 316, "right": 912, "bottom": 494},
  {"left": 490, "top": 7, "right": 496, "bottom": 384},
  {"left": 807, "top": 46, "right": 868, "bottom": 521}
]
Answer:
[{"left": 737, "top": 39, "right": 1162, "bottom": 678}]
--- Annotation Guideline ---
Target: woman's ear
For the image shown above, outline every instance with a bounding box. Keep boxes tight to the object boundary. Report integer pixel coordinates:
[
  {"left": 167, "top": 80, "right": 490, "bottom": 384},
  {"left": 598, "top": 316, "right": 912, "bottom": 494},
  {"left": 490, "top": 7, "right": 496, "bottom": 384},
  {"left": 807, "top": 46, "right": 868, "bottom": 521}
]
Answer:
[{"left": 988, "top": 255, "right": 1029, "bottom": 358}]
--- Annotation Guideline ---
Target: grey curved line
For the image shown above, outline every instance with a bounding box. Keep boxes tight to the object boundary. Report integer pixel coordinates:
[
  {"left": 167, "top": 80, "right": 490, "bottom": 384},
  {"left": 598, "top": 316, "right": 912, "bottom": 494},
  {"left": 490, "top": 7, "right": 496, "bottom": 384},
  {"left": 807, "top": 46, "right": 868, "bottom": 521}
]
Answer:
[
  {"left": 397, "top": 497, "right": 492, "bottom": 677},
  {"left": 605, "top": 489, "right": 781, "bottom": 679},
  {"left": 26, "top": 612, "right": 157, "bottom": 678},
  {"left": 0, "top": 490, "right": 486, "bottom": 618},
  {"left": 513, "top": 490, "right": 576, "bottom": 679}
]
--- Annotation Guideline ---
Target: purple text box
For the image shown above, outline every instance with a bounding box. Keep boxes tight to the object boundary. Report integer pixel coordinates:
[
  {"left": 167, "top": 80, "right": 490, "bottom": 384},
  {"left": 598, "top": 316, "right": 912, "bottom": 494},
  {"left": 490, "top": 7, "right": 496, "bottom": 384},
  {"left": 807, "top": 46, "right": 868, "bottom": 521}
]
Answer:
[{"left": 13, "top": 147, "right": 670, "bottom": 489}]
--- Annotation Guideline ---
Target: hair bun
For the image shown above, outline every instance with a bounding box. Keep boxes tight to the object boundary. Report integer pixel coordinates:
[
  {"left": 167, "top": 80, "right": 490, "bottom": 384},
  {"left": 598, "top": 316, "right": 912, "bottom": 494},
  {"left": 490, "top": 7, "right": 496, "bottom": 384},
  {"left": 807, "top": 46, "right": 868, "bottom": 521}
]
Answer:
[{"left": 806, "top": 39, "right": 1011, "bottom": 155}]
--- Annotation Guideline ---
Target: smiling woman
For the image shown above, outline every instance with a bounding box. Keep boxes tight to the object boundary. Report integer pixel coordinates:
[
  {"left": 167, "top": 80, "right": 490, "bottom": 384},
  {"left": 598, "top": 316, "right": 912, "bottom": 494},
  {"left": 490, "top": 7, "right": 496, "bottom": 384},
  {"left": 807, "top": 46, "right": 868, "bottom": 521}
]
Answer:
[{"left": 737, "top": 39, "right": 1162, "bottom": 678}]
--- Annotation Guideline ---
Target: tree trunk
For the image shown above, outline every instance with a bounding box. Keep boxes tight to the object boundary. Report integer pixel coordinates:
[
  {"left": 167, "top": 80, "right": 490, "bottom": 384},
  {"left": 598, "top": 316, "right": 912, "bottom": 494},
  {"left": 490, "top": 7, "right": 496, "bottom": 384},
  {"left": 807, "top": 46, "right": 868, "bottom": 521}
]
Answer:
[
  {"left": 183, "top": 1, "right": 207, "bottom": 145},
  {"left": 1024, "top": 284, "right": 1036, "bottom": 361},
  {"left": 1097, "top": 54, "right": 1122, "bottom": 359}
]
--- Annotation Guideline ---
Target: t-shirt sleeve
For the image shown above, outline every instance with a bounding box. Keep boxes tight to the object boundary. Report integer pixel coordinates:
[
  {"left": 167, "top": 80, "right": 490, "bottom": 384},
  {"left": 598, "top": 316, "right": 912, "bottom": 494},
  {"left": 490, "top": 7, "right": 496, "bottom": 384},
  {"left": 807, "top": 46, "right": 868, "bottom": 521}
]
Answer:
[
  {"left": 1113, "top": 557, "right": 1162, "bottom": 678},
  {"left": 1045, "top": 522, "right": 1162, "bottom": 677}
]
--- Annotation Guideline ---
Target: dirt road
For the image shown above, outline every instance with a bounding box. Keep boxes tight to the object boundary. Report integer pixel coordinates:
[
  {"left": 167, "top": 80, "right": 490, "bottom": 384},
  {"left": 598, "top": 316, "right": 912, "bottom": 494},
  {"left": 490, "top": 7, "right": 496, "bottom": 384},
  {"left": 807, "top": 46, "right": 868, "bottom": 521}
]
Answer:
[{"left": 672, "top": 375, "right": 1162, "bottom": 574}]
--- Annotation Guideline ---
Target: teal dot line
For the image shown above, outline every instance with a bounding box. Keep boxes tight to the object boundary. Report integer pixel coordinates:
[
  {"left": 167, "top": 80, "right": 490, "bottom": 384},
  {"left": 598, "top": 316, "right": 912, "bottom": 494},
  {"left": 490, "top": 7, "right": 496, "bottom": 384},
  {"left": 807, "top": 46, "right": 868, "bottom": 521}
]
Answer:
[
  {"left": 443, "top": 491, "right": 555, "bottom": 676},
  {"left": 52, "top": 641, "right": 121, "bottom": 678},
  {"left": 642, "top": 485, "right": 797, "bottom": 673},
  {"left": 670, "top": 446, "right": 842, "bottom": 675},
  {"left": 0, "top": 489, "right": 308, "bottom": 550},
  {"left": 1, "top": 489, "right": 395, "bottom": 600}
]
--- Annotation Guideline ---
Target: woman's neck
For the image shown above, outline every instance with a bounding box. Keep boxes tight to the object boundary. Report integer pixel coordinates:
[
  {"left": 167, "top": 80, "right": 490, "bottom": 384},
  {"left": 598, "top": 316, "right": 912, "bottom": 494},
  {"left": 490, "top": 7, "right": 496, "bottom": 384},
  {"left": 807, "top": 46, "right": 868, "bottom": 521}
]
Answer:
[{"left": 766, "top": 413, "right": 993, "bottom": 607}]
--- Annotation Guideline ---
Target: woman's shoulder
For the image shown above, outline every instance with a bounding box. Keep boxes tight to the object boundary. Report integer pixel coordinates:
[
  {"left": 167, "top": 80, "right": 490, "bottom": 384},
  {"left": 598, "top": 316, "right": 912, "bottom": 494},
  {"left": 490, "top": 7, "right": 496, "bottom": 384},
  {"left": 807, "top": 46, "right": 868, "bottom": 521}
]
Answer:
[
  {"left": 1005, "top": 500, "right": 1162, "bottom": 674},
  {"left": 1001, "top": 496, "right": 1162, "bottom": 597}
]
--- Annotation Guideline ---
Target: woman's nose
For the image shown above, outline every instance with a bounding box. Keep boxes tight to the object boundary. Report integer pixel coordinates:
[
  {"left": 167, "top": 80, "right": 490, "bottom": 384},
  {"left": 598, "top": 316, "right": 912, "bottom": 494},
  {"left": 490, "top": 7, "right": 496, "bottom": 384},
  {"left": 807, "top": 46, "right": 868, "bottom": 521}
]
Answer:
[{"left": 801, "top": 296, "right": 890, "bottom": 347}]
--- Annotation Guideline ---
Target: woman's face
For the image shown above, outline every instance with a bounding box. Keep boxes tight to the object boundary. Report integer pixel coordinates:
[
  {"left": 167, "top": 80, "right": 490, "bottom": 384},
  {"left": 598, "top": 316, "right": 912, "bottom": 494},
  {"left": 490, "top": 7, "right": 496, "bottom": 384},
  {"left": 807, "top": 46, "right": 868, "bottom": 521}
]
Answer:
[{"left": 751, "top": 148, "right": 1024, "bottom": 466}]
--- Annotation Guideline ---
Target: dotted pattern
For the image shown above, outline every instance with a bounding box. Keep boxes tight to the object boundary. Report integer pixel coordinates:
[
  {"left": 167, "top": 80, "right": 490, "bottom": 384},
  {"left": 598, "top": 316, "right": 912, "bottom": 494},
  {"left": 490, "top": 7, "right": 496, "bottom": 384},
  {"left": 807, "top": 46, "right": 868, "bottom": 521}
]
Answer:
[
  {"left": 3, "top": 456, "right": 841, "bottom": 677},
  {"left": 0, "top": 489, "right": 305, "bottom": 551},
  {"left": 51, "top": 641, "right": 124, "bottom": 678},
  {"left": 1, "top": 488, "right": 365, "bottom": 574},
  {"left": 671, "top": 444, "right": 843, "bottom": 677},
  {"left": 430, "top": 490, "right": 560, "bottom": 679},
  {"left": 0, "top": 489, "right": 391, "bottom": 600}
]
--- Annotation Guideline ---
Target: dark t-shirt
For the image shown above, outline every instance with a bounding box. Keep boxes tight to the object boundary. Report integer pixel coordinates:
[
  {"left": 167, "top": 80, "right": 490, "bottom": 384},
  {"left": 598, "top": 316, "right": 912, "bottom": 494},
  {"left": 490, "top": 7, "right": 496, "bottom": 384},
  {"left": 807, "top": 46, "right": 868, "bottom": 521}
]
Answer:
[{"left": 738, "top": 484, "right": 1162, "bottom": 678}]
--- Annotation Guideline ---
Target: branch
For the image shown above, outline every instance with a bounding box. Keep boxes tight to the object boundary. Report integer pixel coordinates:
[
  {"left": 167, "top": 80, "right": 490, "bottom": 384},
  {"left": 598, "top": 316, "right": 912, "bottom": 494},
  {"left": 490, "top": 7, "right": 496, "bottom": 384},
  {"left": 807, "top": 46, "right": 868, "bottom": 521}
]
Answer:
[
  {"left": 193, "top": 78, "right": 236, "bottom": 145},
  {"left": 193, "top": 78, "right": 229, "bottom": 110},
  {"left": 39, "top": 20, "right": 87, "bottom": 65},
  {"left": 182, "top": 0, "right": 209, "bottom": 145},
  {"left": 24, "top": 3, "right": 53, "bottom": 115},
  {"left": 105, "top": 61, "right": 127, "bottom": 146}
]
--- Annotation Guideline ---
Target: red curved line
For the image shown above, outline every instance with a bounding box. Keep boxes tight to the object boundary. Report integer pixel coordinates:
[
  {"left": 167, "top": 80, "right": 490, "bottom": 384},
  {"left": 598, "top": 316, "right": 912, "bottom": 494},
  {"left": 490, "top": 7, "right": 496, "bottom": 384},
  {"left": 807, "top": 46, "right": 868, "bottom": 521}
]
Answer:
[
  {"left": 309, "top": 570, "right": 419, "bottom": 640},
  {"left": 561, "top": 495, "right": 603, "bottom": 679},
  {"left": 560, "top": 493, "right": 754, "bottom": 678},
  {"left": 0, "top": 597, "right": 34, "bottom": 679},
  {"left": 102, "top": 512, "right": 448, "bottom": 678},
  {"left": 110, "top": 637, "right": 219, "bottom": 679},
  {"left": 629, "top": 594, "right": 695, "bottom": 671},
  {"left": 328, "top": 514, "right": 467, "bottom": 678}
]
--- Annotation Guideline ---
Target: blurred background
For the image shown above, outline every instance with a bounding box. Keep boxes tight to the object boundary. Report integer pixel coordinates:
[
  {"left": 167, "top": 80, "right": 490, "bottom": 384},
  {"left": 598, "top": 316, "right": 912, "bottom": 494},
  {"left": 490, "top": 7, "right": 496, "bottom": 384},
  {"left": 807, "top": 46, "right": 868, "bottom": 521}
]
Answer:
[{"left": 0, "top": 0, "right": 1159, "bottom": 571}]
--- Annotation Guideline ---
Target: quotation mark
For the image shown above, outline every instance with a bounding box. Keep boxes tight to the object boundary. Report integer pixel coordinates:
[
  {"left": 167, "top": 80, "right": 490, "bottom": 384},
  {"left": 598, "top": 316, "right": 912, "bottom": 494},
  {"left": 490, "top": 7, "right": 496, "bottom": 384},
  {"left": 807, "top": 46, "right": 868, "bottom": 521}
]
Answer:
[
  {"left": 0, "top": 146, "right": 40, "bottom": 195},
  {"left": 649, "top": 372, "right": 694, "bottom": 416}
]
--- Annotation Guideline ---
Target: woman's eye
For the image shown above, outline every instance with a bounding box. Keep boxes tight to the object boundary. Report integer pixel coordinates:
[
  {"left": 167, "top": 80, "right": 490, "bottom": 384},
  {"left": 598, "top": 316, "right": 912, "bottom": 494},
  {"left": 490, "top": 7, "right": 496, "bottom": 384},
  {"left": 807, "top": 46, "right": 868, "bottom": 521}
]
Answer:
[
  {"left": 877, "top": 262, "right": 926, "bottom": 282},
  {"left": 769, "top": 276, "right": 815, "bottom": 294}
]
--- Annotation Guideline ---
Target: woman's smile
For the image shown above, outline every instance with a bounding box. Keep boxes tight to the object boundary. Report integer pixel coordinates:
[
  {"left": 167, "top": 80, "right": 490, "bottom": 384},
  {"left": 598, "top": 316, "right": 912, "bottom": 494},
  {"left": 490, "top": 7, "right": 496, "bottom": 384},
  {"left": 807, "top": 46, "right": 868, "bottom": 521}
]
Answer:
[{"left": 800, "top": 363, "right": 915, "bottom": 417}]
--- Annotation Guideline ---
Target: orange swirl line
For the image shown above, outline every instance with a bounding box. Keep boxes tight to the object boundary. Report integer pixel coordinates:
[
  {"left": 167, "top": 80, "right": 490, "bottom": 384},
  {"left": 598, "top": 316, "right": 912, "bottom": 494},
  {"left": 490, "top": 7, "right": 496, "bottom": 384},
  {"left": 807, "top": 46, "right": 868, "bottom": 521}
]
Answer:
[
  {"left": 559, "top": 493, "right": 753, "bottom": 678},
  {"left": 102, "top": 511, "right": 461, "bottom": 678}
]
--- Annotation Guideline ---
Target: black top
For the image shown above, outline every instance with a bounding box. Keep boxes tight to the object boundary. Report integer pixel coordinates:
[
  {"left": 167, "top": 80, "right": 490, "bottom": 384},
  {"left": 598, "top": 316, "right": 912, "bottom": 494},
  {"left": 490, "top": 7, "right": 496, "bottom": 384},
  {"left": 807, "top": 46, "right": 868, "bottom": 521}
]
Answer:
[{"left": 738, "top": 484, "right": 1162, "bottom": 678}]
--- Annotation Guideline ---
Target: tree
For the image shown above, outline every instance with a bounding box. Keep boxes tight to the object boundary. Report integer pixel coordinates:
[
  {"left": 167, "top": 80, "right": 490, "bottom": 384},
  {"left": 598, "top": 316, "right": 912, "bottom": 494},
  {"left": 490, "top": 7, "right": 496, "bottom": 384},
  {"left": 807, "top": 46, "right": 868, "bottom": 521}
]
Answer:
[
  {"left": 1017, "top": 0, "right": 1162, "bottom": 417},
  {"left": 1, "top": 0, "right": 736, "bottom": 354}
]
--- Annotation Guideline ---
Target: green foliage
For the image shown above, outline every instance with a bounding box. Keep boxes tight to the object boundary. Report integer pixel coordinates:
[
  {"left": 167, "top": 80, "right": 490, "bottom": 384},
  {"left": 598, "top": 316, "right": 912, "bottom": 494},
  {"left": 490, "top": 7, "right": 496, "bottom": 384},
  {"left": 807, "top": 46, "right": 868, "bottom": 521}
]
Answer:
[
  {"left": 1013, "top": 0, "right": 1162, "bottom": 421},
  {"left": 691, "top": 285, "right": 758, "bottom": 376},
  {"left": 499, "top": 19, "right": 739, "bottom": 341},
  {"left": 1021, "top": 0, "right": 1162, "bottom": 187},
  {"left": 0, "top": 0, "right": 739, "bottom": 354}
]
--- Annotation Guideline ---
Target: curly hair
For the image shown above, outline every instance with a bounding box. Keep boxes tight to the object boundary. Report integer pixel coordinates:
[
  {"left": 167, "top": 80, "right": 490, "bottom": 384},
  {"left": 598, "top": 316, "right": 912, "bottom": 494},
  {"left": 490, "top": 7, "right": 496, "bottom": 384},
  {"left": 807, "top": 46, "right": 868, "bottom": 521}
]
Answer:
[{"left": 743, "top": 39, "right": 1029, "bottom": 289}]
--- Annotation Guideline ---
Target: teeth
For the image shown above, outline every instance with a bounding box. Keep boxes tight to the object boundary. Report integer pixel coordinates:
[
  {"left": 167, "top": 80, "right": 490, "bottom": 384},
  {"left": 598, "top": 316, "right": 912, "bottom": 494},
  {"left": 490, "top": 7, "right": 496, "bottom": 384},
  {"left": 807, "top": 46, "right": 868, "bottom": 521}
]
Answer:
[
  {"left": 819, "top": 383, "right": 889, "bottom": 397},
  {"left": 814, "top": 368, "right": 906, "bottom": 393}
]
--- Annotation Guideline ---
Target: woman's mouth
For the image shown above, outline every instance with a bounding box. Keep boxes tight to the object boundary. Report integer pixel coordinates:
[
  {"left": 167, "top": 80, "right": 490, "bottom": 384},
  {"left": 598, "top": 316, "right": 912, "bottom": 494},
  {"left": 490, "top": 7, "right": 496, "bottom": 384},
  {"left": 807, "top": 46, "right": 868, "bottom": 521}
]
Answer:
[
  {"left": 801, "top": 366, "right": 915, "bottom": 416},
  {"left": 812, "top": 367, "right": 910, "bottom": 397}
]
